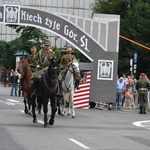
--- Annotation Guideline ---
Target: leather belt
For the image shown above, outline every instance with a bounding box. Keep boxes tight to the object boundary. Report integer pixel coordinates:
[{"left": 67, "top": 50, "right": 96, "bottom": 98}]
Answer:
[{"left": 139, "top": 88, "right": 148, "bottom": 91}]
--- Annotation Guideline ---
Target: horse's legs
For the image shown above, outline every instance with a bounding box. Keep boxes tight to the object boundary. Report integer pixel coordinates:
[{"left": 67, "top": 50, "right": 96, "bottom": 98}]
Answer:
[
  {"left": 49, "top": 96, "right": 57, "bottom": 125},
  {"left": 32, "top": 96, "right": 37, "bottom": 123},
  {"left": 57, "top": 96, "right": 61, "bottom": 115},
  {"left": 68, "top": 92, "right": 76, "bottom": 118},
  {"left": 23, "top": 98, "right": 28, "bottom": 114},
  {"left": 43, "top": 98, "right": 48, "bottom": 127},
  {"left": 37, "top": 95, "right": 42, "bottom": 114},
  {"left": 61, "top": 96, "right": 66, "bottom": 116}
]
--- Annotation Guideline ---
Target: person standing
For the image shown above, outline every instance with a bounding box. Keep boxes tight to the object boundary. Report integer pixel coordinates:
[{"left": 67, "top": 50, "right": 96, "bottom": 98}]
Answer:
[
  {"left": 31, "top": 40, "right": 56, "bottom": 96},
  {"left": 125, "top": 79, "right": 135, "bottom": 109},
  {"left": 136, "top": 73, "right": 149, "bottom": 114},
  {"left": 116, "top": 77, "right": 125, "bottom": 109},
  {"left": 10, "top": 71, "right": 20, "bottom": 96}
]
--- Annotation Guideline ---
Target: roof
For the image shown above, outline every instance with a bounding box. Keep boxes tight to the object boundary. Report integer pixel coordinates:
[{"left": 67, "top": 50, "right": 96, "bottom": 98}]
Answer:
[
  {"left": 14, "top": 50, "right": 29, "bottom": 56},
  {"left": 79, "top": 62, "right": 93, "bottom": 71}
]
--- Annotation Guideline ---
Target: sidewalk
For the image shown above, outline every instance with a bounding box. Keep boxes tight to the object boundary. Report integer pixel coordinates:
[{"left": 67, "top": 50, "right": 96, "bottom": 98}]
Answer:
[
  {"left": 0, "top": 83, "right": 12, "bottom": 96},
  {"left": 0, "top": 83, "right": 22, "bottom": 97}
]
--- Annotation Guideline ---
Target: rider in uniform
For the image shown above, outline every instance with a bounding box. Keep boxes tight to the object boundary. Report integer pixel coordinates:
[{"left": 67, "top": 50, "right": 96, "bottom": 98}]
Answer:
[
  {"left": 136, "top": 73, "right": 150, "bottom": 114},
  {"left": 19, "top": 47, "right": 37, "bottom": 91},
  {"left": 58, "top": 47, "right": 80, "bottom": 96},
  {"left": 27, "top": 46, "right": 37, "bottom": 73},
  {"left": 31, "top": 40, "right": 56, "bottom": 96}
]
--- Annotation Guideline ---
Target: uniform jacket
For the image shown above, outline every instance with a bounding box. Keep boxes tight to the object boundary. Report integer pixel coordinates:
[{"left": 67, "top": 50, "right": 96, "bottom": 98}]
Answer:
[
  {"left": 33, "top": 49, "right": 56, "bottom": 69},
  {"left": 27, "top": 54, "right": 36, "bottom": 65},
  {"left": 136, "top": 78, "right": 149, "bottom": 92}
]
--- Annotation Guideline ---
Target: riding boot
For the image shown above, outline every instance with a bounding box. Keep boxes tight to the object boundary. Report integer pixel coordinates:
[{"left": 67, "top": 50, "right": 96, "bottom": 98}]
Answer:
[
  {"left": 139, "top": 109, "right": 143, "bottom": 114},
  {"left": 143, "top": 109, "right": 146, "bottom": 114},
  {"left": 31, "top": 78, "right": 38, "bottom": 97},
  {"left": 75, "top": 79, "right": 80, "bottom": 90}
]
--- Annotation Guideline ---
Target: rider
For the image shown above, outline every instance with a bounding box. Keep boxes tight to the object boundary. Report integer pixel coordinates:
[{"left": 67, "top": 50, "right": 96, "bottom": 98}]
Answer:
[
  {"left": 19, "top": 47, "right": 37, "bottom": 91},
  {"left": 58, "top": 47, "right": 80, "bottom": 96},
  {"left": 31, "top": 40, "right": 56, "bottom": 97},
  {"left": 27, "top": 46, "right": 37, "bottom": 73}
]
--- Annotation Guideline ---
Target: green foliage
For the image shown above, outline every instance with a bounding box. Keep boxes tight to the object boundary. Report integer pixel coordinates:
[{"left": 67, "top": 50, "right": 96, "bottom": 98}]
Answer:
[{"left": 92, "top": 0, "right": 150, "bottom": 78}]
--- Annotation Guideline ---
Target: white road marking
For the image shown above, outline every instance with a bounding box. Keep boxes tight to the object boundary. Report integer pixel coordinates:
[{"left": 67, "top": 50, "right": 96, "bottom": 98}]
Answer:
[
  {"left": 0, "top": 100, "right": 15, "bottom": 105},
  {"left": 19, "top": 110, "right": 44, "bottom": 124},
  {"left": 69, "top": 138, "right": 90, "bottom": 149},
  {"left": 7, "top": 99, "right": 20, "bottom": 103},
  {"left": 133, "top": 120, "right": 150, "bottom": 130}
]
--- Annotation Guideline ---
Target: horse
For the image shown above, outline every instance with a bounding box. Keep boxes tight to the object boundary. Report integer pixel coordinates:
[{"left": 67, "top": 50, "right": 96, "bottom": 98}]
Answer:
[
  {"left": 31, "top": 58, "right": 59, "bottom": 127},
  {"left": 17, "top": 57, "right": 33, "bottom": 114},
  {"left": 59, "top": 59, "right": 80, "bottom": 118}
]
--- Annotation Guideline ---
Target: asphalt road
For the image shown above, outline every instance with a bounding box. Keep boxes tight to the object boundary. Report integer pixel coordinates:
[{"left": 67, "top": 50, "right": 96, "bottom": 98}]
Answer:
[{"left": 0, "top": 84, "right": 150, "bottom": 150}]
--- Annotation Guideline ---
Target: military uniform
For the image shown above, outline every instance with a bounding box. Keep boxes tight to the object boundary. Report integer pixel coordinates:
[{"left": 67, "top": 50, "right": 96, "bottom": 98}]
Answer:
[
  {"left": 31, "top": 40, "right": 56, "bottom": 97},
  {"left": 57, "top": 47, "right": 80, "bottom": 97},
  {"left": 27, "top": 47, "right": 36, "bottom": 72},
  {"left": 59, "top": 48, "right": 76, "bottom": 81},
  {"left": 33, "top": 48, "right": 56, "bottom": 78},
  {"left": 136, "top": 73, "right": 149, "bottom": 114}
]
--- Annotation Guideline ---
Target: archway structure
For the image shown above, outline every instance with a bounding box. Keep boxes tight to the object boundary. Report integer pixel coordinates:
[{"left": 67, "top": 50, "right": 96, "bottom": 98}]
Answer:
[{"left": 0, "top": 4, "right": 120, "bottom": 103}]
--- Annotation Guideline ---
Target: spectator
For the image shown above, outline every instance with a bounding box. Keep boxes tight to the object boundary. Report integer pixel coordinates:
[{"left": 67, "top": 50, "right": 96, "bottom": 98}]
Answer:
[
  {"left": 10, "top": 71, "right": 20, "bottom": 96},
  {"left": 125, "top": 79, "right": 135, "bottom": 109},
  {"left": 136, "top": 73, "right": 149, "bottom": 114},
  {"left": 116, "top": 77, "right": 125, "bottom": 109}
]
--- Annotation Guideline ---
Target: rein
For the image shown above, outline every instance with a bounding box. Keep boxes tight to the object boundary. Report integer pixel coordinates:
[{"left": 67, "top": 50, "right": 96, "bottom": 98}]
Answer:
[
  {"left": 64, "top": 62, "right": 78, "bottom": 91},
  {"left": 43, "top": 70, "right": 58, "bottom": 93}
]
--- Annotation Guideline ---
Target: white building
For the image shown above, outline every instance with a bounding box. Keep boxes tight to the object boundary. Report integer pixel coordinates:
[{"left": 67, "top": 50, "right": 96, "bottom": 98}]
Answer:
[{"left": 0, "top": 0, "right": 96, "bottom": 48}]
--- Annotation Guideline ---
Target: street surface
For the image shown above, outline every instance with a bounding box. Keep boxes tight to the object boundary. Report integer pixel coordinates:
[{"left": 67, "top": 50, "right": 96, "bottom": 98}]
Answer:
[{"left": 0, "top": 83, "right": 150, "bottom": 150}]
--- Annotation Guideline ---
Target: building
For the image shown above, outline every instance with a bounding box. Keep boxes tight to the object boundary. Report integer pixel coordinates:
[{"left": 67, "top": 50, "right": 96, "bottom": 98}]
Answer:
[{"left": 0, "top": 0, "right": 96, "bottom": 48}]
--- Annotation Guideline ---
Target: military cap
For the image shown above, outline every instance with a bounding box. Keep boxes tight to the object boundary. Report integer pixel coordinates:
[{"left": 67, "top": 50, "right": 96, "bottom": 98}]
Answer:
[
  {"left": 140, "top": 73, "right": 146, "bottom": 77},
  {"left": 31, "top": 46, "right": 37, "bottom": 52},
  {"left": 67, "top": 47, "right": 72, "bottom": 51},
  {"left": 44, "top": 40, "right": 51, "bottom": 46}
]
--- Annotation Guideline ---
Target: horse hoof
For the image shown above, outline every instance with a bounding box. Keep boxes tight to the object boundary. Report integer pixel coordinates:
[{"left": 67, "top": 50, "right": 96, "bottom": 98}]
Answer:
[
  {"left": 61, "top": 113, "right": 64, "bottom": 116},
  {"left": 33, "top": 119, "right": 37, "bottom": 123},
  {"left": 67, "top": 113, "right": 71, "bottom": 116},
  {"left": 38, "top": 110, "right": 41, "bottom": 114},
  {"left": 44, "top": 124, "right": 47, "bottom": 128},
  {"left": 72, "top": 115, "right": 76, "bottom": 118},
  {"left": 49, "top": 119, "right": 54, "bottom": 125},
  {"left": 58, "top": 110, "right": 61, "bottom": 115},
  {"left": 24, "top": 110, "right": 28, "bottom": 114}
]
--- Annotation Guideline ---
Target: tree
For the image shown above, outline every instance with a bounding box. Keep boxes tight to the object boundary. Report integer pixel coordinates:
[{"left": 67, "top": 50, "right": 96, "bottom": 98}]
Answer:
[{"left": 92, "top": 0, "right": 150, "bottom": 77}]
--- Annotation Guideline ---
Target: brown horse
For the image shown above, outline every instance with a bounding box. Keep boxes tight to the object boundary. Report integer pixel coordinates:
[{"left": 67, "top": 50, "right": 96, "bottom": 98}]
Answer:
[{"left": 17, "top": 57, "right": 33, "bottom": 114}]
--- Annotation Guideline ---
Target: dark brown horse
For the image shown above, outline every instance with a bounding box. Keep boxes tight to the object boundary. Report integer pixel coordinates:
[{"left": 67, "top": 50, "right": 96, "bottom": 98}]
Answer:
[
  {"left": 32, "top": 58, "right": 59, "bottom": 127},
  {"left": 17, "top": 57, "right": 32, "bottom": 114}
]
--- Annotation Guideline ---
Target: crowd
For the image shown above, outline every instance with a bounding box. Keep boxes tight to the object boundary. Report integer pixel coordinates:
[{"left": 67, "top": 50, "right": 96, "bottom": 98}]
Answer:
[{"left": 117, "top": 72, "right": 150, "bottom": 114}]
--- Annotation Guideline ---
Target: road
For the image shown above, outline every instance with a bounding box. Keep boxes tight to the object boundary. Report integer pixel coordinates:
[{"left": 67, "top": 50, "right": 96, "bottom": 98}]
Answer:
[{"left": 0, "top": 84, "right": 150, "bottom": 150}]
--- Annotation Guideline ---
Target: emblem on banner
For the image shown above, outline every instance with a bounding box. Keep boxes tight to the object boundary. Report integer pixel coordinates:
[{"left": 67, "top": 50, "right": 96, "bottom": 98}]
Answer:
[
  {"left": 4, "top": 5, "right": 20, "bottom": 23},
  {"left": 97, "top": 60, "right": 114, "bottom": 80}
]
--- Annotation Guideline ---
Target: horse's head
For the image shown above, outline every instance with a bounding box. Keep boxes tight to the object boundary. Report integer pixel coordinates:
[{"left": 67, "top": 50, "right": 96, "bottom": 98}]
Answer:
[
  {"left": 48, "top": 58, "right": 59, "bottom": 78},
  {"left": 68, "top": 59, "right": 80, "bottom": 80},
  {"left": 17, "top": 58, "right": 29, "bottom": 74}
]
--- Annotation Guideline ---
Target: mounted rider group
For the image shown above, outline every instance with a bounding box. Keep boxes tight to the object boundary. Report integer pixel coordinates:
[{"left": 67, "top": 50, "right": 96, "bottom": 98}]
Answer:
[{"left": 20, "top": 39, "right": 80, "bottom": 102}]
